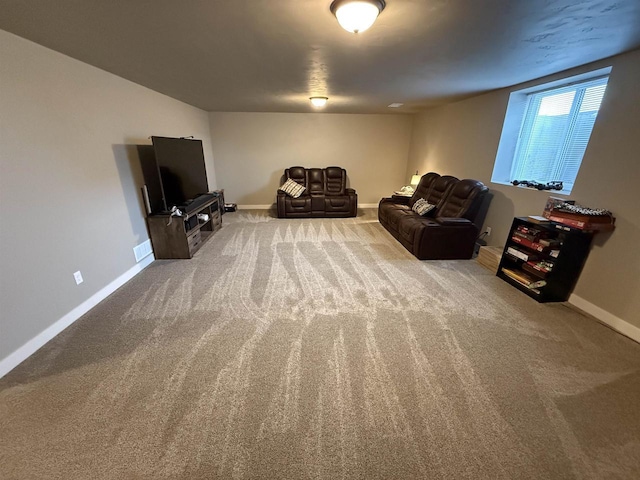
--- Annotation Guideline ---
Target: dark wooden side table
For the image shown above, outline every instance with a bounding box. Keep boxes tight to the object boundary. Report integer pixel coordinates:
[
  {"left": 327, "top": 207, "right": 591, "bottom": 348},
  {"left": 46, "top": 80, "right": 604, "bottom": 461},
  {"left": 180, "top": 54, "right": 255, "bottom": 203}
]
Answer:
[
  {"left": 212, "top": 189, "right": 225, "bottom": 215},
  {"left": 147, "top": 196, "right": 221, "bottom": 259}
]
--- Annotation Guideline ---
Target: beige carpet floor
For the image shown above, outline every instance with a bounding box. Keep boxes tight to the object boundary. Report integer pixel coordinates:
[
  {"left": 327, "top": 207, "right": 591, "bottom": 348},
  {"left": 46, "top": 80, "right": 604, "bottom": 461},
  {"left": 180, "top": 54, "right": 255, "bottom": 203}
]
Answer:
[{"left": 1, "top": 209, "right": 639, "bottom": 479}]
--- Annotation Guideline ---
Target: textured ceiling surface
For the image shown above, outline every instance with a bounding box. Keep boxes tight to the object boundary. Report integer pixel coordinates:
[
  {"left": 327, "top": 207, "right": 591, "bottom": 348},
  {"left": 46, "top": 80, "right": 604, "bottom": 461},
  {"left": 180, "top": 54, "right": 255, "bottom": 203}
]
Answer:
[{"left": 1, "top": 0, "right": 639, "bottom": 113}]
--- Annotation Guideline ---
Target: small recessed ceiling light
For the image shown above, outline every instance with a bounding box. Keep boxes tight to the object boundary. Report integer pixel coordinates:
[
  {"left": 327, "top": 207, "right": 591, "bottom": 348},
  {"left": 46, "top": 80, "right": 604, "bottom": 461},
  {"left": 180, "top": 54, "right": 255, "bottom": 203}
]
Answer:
[
  {"left": 310, "top": 97, "right": 329, "bottom": 107},
  {"left": 388, "top": 103, "right": 404, "bottom": 108}
]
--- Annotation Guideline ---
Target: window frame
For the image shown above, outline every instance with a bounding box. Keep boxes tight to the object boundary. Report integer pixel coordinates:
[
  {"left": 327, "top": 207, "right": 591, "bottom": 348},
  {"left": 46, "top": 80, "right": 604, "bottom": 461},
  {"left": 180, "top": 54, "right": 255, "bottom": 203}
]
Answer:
[{"left": 491, "top": 67, "right": 612, "bottom": 195}]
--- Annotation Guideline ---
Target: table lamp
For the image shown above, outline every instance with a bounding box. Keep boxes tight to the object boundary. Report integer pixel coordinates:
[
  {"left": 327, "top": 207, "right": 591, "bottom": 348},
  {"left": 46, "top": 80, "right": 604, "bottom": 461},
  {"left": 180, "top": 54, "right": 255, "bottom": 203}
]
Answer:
[{"left": 410, "top": 171, "right": 421, "bottom": 187}]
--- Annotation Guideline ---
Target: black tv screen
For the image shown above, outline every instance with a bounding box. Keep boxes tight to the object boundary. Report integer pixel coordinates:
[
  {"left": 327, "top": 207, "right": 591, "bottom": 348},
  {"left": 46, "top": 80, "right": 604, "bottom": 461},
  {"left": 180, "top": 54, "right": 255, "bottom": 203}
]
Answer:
[{"left": 151, "top": 136, "right": 210, "bottom": 208}]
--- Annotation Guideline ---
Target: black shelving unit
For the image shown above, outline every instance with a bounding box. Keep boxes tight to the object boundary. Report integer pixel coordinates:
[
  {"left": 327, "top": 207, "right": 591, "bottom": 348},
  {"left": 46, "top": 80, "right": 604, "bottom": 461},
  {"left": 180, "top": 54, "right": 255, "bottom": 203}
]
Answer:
[{"left": 497, "top": 217, "right": 593, "bottom": 302}]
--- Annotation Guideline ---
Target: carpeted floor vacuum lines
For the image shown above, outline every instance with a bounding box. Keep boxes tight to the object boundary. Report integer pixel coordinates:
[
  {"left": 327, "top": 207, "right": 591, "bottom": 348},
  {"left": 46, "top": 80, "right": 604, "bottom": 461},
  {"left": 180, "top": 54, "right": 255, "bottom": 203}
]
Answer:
[{"left": 1, "top": 209, "right": 639, "bottom": 479}]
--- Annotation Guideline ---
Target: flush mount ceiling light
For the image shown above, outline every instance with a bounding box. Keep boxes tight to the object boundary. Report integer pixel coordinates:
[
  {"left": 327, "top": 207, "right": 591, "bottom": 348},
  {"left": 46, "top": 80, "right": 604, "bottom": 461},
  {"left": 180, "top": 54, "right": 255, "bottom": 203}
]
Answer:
[
  {"left": 310, "top": 96, "right": 329, "bottom": 107},
  {"left": 330, "top": 0, "right": 386, "bottom": 34}
]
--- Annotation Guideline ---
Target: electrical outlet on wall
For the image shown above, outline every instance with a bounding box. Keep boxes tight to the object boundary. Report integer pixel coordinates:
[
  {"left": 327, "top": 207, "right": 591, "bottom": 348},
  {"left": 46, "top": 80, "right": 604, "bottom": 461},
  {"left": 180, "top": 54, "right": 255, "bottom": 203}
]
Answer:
[
  {"left": 73, "top": 271, "right": 84, "bottom": 285},
  {"left": 486, "top": 227, "right": 492, "bottom": 236}
]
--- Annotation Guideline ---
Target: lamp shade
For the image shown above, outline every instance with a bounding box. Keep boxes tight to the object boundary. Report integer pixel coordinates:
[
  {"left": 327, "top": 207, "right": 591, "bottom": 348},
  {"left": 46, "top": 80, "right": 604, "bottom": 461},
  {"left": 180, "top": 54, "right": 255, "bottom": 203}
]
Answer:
[
  {"left": 330, "top": 0, "right": 386, "bottom": 34},
  {"left": 410, "top": 174, "right": 421, "bottom": 186}
]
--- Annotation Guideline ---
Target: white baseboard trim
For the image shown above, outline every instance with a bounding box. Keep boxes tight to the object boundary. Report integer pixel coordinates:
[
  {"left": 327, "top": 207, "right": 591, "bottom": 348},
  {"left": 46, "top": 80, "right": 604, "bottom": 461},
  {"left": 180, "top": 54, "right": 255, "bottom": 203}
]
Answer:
[
  {"left": 237, "top": 204, "right": 273, "bottom": 210},
  {"left": 238, "top": 204, "right": 379, "bottom": 210},
  {"left": 568, "top": 294, "right": 640, "bottom": 344},
  {"left": 0, "top": 254, "right": 155, "bottom": 379}
]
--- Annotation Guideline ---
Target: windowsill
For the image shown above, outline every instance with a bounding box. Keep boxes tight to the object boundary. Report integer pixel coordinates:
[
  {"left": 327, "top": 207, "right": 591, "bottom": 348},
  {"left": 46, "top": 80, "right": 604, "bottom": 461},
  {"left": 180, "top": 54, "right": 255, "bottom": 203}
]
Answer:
[{"left": 491, "top": 180, "right": 573, "bottom": 196}]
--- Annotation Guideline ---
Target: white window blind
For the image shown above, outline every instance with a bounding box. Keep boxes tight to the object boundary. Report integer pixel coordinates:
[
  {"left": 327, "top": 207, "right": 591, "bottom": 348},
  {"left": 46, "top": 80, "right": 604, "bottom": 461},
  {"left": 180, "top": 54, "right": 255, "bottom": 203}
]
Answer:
[{"left": 509, "top": 76, "right": 608, "bottom": 192}]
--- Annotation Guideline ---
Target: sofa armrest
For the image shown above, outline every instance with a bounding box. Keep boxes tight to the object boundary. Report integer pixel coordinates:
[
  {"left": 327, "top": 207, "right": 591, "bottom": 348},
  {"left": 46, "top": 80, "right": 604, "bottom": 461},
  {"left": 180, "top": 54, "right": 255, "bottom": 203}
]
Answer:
[
  {"left": 393, "top": 195, "right": 411, "bottom": 205},
  {"left": 278, "top": 191, "right": 310, "bottom": 199},
  {"left": 380, "top": 195, "right": 410, "bottom": 205},
  {"left": 345, "top": 188, "right": 358, "bottom": 216},
  {"left": 416, "top": 218, "right": 478, "bottom": 259},
  {"left": 435, "top": 217, "right": 472, "bottom": 226},
  {"left": 276, "top": 191, "right": 287, "bottom": 217}
]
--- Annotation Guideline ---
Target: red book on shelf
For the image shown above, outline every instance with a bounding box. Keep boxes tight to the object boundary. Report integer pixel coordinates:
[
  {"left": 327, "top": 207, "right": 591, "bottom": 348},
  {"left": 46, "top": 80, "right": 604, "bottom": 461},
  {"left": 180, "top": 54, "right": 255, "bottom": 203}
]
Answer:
[
  {"left": 525, "top": 260, "right": 552, "bottom": 273},
  {"left": 513, "top": 231, "right": 535, "bottom": 242},
  {"left": 511, "top": 235, "right": 547, "bottom": 252},
  {"left": 547, "top": 214, "right": 615, "bottom": 231},
  {"left": 522, "top": 261, "right": 553, "bottom": 279}
]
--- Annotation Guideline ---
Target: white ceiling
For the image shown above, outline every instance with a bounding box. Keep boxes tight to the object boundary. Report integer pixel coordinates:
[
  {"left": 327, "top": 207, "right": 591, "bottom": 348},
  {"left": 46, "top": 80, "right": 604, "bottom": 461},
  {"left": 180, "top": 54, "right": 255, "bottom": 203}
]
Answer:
[{"left": 2, "top": 0, "right": 639, "bottom": 114}]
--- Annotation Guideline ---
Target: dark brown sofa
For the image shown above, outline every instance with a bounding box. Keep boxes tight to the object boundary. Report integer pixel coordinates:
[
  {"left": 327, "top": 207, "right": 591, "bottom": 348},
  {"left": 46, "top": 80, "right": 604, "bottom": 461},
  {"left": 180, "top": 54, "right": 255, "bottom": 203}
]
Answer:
[
  {"left": 277, "top": 166, "right": 357, "bottom": 218},
  {"left": 378, "top": 173, "right": 489, "bottom": 259}
]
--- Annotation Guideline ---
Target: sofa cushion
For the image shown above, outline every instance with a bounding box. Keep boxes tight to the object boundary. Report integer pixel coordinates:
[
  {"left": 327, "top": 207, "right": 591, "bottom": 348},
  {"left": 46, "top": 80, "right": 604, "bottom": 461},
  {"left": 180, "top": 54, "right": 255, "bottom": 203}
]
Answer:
[
  {"left": 307, "top": 168, "right": 325, "bottom": 194},
  {"left": 409, "top": 172, "right": 440, "bottom": 208},
  {"left": 412, "top": 198, "right": 436, "bottom": 216},
  {"left": 325, "top": 197, "right": 351, "bottom": 212},
  {"left": 397, "top": 215, "right": 429, "bottom": 247},
  {"left": 279, "top": 178, "right": 306, "bottom": 198},
  {"left": 379, "top": 201, "right": 411, "bottom": 224},
  {"left": 425, "top": 175, "right": 459, "bottom": 209},
  {"left": 285, "top": 195, "right": 312, "bottom": 213},
  {"left": 286, "top": 166, "right": 307, "bottom": 188},
  {"left": 325, "top": 167, "right": 346, "bottom": 195},
  {"left": 438, "top": 179, "right": 488, "bottom": 219}
]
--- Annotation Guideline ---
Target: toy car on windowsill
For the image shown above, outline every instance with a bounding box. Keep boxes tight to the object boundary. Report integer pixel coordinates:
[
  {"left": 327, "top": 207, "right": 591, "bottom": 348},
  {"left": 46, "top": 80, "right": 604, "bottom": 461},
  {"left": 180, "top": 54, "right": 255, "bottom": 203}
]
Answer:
[{"left": 511, "top": 180, "right": 563, "bottom": 191}]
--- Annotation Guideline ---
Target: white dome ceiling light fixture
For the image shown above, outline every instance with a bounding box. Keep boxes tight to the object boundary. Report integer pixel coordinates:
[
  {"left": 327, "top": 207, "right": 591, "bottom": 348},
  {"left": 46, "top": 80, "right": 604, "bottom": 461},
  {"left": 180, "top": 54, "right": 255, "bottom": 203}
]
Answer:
[
  {"left": 330, "top": 0, "right": 386, "bottom": 34},
  {"left": 310, "top": 96, "right": 329, "bottom": 107}
]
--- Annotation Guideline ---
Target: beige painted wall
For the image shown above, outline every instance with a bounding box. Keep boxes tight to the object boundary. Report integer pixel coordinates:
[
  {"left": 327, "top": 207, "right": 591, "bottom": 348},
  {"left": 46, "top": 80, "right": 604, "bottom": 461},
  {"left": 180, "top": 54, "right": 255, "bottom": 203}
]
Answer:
[
  {"left": 406, "top": 49, "right": 640, "bottom": 327},
  {"left": 209, "top": 112, "right": 413, "bottom": 206},
  {"left": 0, "top": 31, "right": 216, "bottom": 361}
]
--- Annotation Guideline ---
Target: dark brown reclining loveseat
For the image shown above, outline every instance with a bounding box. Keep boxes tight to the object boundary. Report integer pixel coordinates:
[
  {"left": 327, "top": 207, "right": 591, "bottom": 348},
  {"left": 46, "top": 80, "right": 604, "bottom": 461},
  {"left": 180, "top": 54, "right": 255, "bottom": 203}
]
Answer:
[
  {"left": 378, "top": 173, "right": 488, "bottom": 259},
  {"left": 277, "top": 166, "right": 357, "bottom": 218}
]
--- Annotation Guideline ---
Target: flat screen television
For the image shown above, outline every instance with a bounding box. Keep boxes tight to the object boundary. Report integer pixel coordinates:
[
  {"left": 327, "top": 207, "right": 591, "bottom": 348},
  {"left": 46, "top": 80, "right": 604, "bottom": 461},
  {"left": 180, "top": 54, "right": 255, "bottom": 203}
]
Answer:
[{"left": 141, "top": 136, "right": 210, "bottom": 213}]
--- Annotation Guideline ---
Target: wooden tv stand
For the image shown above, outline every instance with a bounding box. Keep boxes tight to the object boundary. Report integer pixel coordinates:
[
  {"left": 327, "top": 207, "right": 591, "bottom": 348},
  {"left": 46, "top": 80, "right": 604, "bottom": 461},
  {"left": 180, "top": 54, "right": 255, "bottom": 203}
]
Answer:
[{"left": 147, "top": 196, "right": 221, "bottom": 259}]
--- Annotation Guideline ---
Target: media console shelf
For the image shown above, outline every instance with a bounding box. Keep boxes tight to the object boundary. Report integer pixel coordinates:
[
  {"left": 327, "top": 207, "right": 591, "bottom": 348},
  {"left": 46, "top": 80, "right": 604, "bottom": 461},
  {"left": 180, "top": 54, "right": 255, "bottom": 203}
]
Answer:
[
  {"left": 147, "top": 196, "right": 221, "bottom": 259},
  {"left": 497, "top": 217, "right": 593, "bottom": 302}
]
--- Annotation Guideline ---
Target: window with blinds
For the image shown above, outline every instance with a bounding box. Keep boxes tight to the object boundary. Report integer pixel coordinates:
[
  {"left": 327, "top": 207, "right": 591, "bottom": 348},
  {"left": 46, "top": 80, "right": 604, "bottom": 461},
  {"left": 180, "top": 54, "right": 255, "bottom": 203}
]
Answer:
[{"left": 491, "top": 68, "right": 610, "bottom": 194}]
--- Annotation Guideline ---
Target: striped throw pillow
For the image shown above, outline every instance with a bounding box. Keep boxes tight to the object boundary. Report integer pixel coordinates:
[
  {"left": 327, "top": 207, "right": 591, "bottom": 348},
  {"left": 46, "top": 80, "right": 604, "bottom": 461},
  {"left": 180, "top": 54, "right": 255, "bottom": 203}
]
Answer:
[
  {"left": 279, "top": 178, "right": 306, "bottom": 198},
  {"left": 412, "top": 198, "right": 436, "bottom": 216}
]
